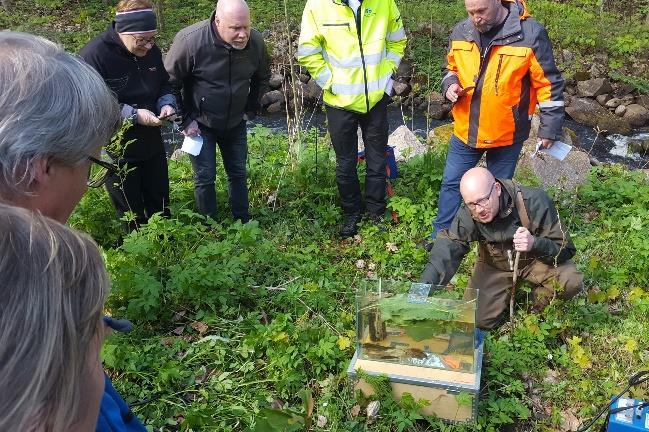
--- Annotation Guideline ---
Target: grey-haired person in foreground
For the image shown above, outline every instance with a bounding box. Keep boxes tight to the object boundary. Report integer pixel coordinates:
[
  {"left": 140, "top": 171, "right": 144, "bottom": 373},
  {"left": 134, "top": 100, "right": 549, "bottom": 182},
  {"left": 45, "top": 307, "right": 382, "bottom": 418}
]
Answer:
[
  {"left": 0, "top": 31, "right": 120, "bottom": 220},
  {"left": 0, "top": 31, "right": 147, "bottom": 432}
]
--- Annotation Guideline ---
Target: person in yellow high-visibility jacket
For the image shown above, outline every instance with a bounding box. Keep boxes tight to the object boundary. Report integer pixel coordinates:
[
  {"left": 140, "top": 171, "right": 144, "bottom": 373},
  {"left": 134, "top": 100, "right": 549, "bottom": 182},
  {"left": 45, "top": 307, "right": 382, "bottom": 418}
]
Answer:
[{"left": 297, "top": 0, "right": 406, "bottom": 238}]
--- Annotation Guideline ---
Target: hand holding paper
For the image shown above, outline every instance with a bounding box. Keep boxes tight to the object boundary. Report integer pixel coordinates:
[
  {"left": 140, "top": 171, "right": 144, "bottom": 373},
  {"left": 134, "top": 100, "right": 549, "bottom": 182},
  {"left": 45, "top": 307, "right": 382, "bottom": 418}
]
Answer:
[{"left": 532, "top": 140, "right": 572, "bottom": 161}]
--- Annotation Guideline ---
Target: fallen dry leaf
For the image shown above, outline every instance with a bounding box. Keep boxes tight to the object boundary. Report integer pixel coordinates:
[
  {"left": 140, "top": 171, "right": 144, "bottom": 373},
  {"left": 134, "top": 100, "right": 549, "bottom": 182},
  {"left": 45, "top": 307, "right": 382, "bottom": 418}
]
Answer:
[
  {"left": 366, "top": 400, "right": 380, "bottom": 424},
  {"left": 385, "top": 242, "right": 399, "bottom": 253},
  {"left": 190, "top": 320, "right": 208, "bottom": 334},
  {"left": 350, "top": 405, "right": 361, "bottom": 417},
  {"left": 543, "top": 369, "right": 559, "bottom": 385},
  {"left": 316, "top": 415, "right": 327, "bottom": 428},
  {"left": 172, "top": 326, "right": 185, "bottom": 336},
  {"left": 560, "top": 409, "right": 580, "bottom": 431},
  {"left": 260, "top": 310, "right": 269, "bottom": 325},
  {"left": 355, "top": 259, "right": 366, "bottom": 269}
]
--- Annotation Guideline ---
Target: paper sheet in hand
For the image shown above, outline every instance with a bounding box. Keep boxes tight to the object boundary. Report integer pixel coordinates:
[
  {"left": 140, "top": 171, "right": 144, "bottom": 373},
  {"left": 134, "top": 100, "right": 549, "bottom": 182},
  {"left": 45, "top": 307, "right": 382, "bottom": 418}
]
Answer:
[
  {"left": 540, "top": 141, "right": 572, "bottom": 161},
  {"left": 181, "top": 135, "right": 203, "bottom": 156}
]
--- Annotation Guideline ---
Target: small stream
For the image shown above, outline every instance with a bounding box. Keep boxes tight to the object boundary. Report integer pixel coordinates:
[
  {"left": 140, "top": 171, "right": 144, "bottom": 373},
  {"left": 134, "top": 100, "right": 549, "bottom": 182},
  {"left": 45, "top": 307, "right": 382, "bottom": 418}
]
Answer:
[{"left": 165, "top": 108, "right": 649, "bottom": 169}]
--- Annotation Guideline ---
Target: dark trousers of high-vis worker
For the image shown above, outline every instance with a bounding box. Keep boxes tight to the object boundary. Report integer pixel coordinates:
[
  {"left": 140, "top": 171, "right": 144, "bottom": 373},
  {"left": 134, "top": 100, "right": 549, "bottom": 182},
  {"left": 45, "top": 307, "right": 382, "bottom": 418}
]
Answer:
[
  {"left": 468, "top": 247, "right": 583, "bottom": 329},
  {"left": 432, "top": 134, "right": 523, "bottom": 238},
  {"left": 325, "top": 95, "right": 389, "bottom": 217}
]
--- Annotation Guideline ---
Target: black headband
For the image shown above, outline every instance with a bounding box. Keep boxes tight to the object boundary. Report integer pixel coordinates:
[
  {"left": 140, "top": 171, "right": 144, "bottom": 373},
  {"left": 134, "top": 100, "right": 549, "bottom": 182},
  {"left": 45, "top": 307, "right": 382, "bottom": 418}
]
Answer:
[{"left": 114, "top": 8, "right": 157, "bottom": 34}]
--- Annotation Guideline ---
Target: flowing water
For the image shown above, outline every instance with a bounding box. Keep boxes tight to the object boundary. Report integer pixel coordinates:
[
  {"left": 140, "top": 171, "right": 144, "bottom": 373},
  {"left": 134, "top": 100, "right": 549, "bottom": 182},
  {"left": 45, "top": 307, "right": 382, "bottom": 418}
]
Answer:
[{"left": 164, "top": 108, "right": 649, "bottom": 169}]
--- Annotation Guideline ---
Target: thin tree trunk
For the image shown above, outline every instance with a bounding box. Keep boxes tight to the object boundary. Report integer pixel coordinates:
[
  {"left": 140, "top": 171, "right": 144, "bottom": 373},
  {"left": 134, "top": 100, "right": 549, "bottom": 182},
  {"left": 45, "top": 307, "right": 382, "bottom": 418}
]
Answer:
[{"left": 154, "top": 0, "right": 165, "bottom": 31}]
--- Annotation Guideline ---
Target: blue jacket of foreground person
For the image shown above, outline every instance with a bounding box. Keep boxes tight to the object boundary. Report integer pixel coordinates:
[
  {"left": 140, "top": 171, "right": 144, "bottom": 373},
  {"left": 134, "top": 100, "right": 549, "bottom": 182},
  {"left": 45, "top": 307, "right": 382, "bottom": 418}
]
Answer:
[
  {"left": 96, "top": 317, "right": 146, "bottom": 432},
  {"left": 96, "top": 375, "right": 147, "bottom": 432}
]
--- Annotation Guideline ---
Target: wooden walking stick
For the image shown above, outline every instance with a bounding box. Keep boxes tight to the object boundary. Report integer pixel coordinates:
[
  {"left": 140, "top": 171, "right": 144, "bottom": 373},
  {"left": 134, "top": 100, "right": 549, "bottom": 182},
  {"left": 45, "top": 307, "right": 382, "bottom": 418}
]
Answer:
[{"left": 509, "top": 250, "right": 521, "bottom": 322}]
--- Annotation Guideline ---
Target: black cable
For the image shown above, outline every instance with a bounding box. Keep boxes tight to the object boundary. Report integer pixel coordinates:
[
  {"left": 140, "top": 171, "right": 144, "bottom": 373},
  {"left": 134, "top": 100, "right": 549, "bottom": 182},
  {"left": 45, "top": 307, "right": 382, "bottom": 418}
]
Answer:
[{"left": 576, "top": 370, "right": 649, "bottom": 432}]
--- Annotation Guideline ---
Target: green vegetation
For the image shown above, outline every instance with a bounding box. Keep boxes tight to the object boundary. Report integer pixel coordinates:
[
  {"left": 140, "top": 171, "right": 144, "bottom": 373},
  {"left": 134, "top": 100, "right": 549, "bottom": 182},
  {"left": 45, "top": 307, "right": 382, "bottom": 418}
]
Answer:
[
  {"left": 2, "top": 0, "right": 649, "bottom": 430},
  {"left": 66, "top": 126, "right": 649, "bottom": 431}
]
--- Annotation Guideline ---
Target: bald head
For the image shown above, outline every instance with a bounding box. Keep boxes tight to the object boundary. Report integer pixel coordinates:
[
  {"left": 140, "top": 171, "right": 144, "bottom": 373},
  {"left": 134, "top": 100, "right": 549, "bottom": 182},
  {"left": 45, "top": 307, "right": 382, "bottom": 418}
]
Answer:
[
  {"left": 214, "top": 0, "right": 251, "bottom": 49},
  {"left": 460, "top": 168, "right": 501, "bottom": 223},
  {"left": 460, "top": 168, "right": 494, "bottom": 198},
  {"left": 216, "top": 0, "right": 249, "bottom": 17}
]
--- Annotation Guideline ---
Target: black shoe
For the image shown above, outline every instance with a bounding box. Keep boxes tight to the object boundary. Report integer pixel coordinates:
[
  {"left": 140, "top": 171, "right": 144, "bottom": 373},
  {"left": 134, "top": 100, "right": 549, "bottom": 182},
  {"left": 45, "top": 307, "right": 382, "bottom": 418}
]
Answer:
[
  {"left": 339, "top": 213, "right": 362, "bottom": 238},
  {"left": 416, "top": 237, "right": 435, "bottom": 252},
  {"left": 366, "top": 213, "right": 387, "bottom": 231}
]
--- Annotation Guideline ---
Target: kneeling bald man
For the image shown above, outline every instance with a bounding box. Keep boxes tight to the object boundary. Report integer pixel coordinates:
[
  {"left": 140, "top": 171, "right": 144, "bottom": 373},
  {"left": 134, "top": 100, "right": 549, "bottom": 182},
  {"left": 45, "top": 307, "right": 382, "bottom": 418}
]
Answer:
[{"left": 421, "top": 167, "right": 583, "bottom": 329}]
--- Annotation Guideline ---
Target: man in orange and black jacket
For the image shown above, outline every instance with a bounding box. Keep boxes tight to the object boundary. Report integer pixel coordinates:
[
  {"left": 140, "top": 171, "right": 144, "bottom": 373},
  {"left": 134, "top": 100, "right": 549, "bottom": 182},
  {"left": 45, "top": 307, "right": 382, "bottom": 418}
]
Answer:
[{"left": 425, "top": 0, "right": 564, "bottom": 247}]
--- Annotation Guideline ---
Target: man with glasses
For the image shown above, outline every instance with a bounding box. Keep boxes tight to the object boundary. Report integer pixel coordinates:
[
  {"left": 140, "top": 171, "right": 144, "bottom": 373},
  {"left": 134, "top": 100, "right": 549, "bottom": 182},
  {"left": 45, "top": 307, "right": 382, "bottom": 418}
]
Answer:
[
  {"left": 421, "top": 167, "right": 582, "bottom": 329},
  {"left": 80, "top": 0, "right": 177, "bottom": 232},
  {"left": 422, "top": 0, "right": 564, "bottom": 250}
]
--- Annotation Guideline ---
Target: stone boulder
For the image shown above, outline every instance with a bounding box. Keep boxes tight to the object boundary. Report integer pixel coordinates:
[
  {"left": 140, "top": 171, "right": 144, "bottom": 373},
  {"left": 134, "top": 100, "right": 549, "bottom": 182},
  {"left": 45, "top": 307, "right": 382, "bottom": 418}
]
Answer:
[
  {"left": 387, "top": 125, "right": 428, "bottom": 161},
  {"left": 266, "top": 101, "right": 284, "bottom": 113},
  {"left": 519, "top": 114, "right": 592, "bottom": 191},
  {"left": 565, "top": 97, "right": 631, "bottom": 135},
  {"left": 297, "top": 79, "right": 322, "bottom": 102},
  {"left": 395, "top": 61, "right": 413, "bottom": 81},
  {"left": 605, "top": 97, "right": 622, "bottom": 108},
  {"left": 426, "top": 91, "right": 451, "bottom": 120},
  {"left": 393, "top": 81, "right": 411, "bottom": 97},
  {"left": 623, "top": 104, "right": 649, "bottom": 127},
  {"left": 628, "top": 139, "right": 649, "bottom": 155},
  {"left": 269, "top": 73, "right": 284, "bottom": 89},
  {"left": 576, "top": 78, "right": 613, "bottom": 98},
  {"left": 261, "top": 90, "right": 285, "bottom": 107},
  {"left": 595, "top": 94, "right": 611, "bottom": 105},
  {"left": 170, "top": 149, "right": 187, "bottom": 162},
  {"left": 637, "top": 95, "right": 649, "bottom": 110}
]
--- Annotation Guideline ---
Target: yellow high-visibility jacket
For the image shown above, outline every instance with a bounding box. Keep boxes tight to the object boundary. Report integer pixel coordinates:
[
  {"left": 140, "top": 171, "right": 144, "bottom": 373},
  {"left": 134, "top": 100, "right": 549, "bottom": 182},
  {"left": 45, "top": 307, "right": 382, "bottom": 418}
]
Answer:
[{"left": 297, "top": 0, "right": 407, "bottom": 113}]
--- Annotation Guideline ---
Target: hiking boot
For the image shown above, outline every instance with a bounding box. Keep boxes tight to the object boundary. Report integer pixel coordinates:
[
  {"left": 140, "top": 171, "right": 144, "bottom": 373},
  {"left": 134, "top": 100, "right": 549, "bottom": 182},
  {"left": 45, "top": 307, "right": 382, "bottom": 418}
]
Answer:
[{"left": 339, "top": 213, "right": 362, "bottom": 238}]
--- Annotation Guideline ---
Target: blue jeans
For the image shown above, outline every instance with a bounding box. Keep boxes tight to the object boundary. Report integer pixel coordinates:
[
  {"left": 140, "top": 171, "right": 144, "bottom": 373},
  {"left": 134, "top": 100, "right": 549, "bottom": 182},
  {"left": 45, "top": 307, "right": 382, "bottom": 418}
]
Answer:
[
  {"left": 431, "top": 134, "right": 523, "bottom": 237},
  {"left": 190, "top": 121, "right": 249, "bottom": 222}
]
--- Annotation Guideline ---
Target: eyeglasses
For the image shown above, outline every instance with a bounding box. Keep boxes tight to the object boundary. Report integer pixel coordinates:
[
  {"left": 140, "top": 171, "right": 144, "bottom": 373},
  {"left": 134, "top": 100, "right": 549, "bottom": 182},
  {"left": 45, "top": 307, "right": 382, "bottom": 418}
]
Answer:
[
  {"left": 130, "top": 34, "right": 156, "bottom": 47},
  {"left": 87, "top": 156, "right": 118, "bottom": 188},
  {"left": 465, "top": 182, "right": 496, "bottom": 210}
]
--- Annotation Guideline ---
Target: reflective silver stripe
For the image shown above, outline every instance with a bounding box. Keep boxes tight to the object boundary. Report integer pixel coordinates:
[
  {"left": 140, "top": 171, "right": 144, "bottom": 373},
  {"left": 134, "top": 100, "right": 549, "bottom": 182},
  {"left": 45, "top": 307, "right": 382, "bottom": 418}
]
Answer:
[
  {"left": 362, "top": 53, "right": 383, "bottom": 66},
  {"left": 386, "top": 51, "right": 402, "bottom": 67},
  {"left": 296, "top": 45, "right": 322, "bottom": 57},
  {"left": 386, "top": 27, "right": 406, "bottom": 41},
  {"left": 323, "top": 49, "right": 383, "bottom": 68},
  {"left": 538, "top": 100, "right": 565, "bottom": 108},
  {"left": 331, "top": 72, "right": 393, "bottom": 96},
  {"left": 314, "top": 67, "right": 332, "bottom": 88}
]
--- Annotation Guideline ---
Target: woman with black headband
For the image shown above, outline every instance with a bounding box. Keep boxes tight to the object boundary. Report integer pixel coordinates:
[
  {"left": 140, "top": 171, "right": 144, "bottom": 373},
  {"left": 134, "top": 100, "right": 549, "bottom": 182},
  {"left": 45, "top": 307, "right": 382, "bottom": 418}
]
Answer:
[{"left": 80, "top": 0, "right": 176, "bottom": 233}]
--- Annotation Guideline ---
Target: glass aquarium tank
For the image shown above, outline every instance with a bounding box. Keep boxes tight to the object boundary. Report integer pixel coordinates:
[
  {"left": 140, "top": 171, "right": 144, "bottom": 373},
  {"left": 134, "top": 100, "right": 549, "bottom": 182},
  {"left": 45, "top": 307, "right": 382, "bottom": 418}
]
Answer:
[{"left": 356, "top": 279, "right": 478, "bottom": 373}]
